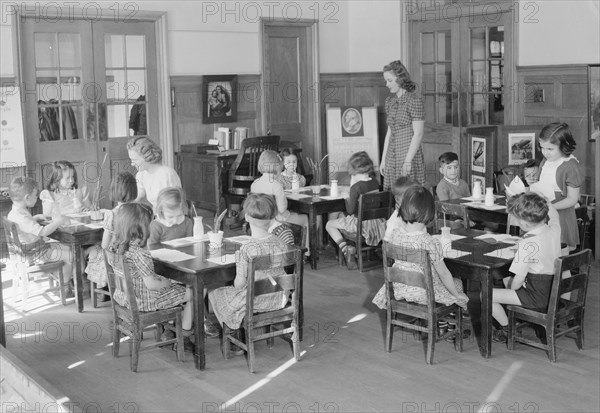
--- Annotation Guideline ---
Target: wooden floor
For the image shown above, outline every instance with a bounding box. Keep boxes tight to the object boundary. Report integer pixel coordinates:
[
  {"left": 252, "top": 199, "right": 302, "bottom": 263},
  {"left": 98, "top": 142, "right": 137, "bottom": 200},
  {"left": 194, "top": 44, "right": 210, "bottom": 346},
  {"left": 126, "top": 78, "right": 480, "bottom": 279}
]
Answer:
[{"left": 2, "top": 249, "right": 599, "bottom": 413}]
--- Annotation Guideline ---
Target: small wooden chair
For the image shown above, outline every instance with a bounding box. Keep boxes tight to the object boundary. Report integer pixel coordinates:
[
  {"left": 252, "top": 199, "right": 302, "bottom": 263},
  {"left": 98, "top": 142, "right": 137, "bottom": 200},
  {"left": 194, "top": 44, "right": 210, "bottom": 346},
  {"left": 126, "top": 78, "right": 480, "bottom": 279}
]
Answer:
[
  {"left": 507, "top": 249, "right": 592, "bottom": 362},
  {"left": 339, "top": 191, "right": 392, "bottom": 272},
  {"left": 221, "top": 247, "right": 303, "bottom": 373},
  {"left": 434, "top": 200, "right": 470, "bottom": 233},
  {"left": 382, "top": 242, "right": 463, "bottom": 364},
  {"left": 103, "top": 250, "right": 185, "bottom": 372},
  {"left": 2, "top": 217, "right": 67, "bottom": 310}
]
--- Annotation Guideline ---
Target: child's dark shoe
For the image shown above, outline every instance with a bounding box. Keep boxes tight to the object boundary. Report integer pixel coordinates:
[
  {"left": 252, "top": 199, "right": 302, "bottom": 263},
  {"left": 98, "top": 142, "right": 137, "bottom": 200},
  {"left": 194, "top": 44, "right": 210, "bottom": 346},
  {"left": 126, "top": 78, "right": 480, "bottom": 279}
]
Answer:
[
  {"left": 344, "top": 246, "right": 357, "bottom": 270},
  {"left": 204, "top": 319, "right": 220, "bottom": 338},
  {"left": 493, "top": 327, "right": 508, "bottom": 343}
]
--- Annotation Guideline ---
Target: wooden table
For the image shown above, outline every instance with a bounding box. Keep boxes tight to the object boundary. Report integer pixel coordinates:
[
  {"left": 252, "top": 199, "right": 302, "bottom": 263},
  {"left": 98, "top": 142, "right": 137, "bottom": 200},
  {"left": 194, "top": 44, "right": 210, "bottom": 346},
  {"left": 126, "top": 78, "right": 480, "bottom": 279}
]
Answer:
[
  {"left": 441, "top": 197, "right": 508, "bottom": 227},
  {"left": 443, "top": 227, "right": 513, "bottom": 358},
  {"left": 0, "top": 262, "right": 5, "bottom": 347},
  {"left": 286, "top": 186, "right": 347, "bottom": 270},
  {"left": 46, "top": 222, "right": 103, "bottom": 313},
  {"left": 150, "top": 240, "right": 239, "bottom": 370}
]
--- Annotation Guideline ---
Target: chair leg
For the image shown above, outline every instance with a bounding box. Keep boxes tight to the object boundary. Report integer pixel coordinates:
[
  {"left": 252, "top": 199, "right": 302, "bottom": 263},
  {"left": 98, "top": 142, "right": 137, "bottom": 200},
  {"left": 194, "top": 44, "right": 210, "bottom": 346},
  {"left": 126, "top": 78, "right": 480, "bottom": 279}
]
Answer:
[
  {"left": 113, "top": 326, "right": 122, "bottom": 358},
  {"left": 455, "top": 308, "right": 463, "bottom": 353},
  {"left": 575, "top": 314, "right": 584, "bottom": 350},
  {"left": 57, "top": 268, "right": 66, "bottom": 306},
  {"left": 222, "top": 324, "right": 231, "bottom": 359},
  {"left": 130, "top": 334, "right": 141, "bottom": 372},
  {"left": 385, "top": 310, "right": 393, "bottom": 352},
  {"left": 546, "top": 324, "right": 557, "bottom": 363},
  {"left": 246, "top": 327, "right": 256, "bottom": 373},
  {"left": 292, "top": 321, "right": 300, "bottom": 361},
  {"left": 267, "top": 326, "right": 274, "bottom": 349},
  {"left": 507, "top": 312, "right": 515, "bottom": 351},
  {"left": 91, "top": 281, "right": 98, "bottom": 308},
  {"left": 357, "top": 244, "right": 364, "bottom": 272},
  {"left": 18, "top": 264, "right": 29, "bottom": 311},
  {"left": 175, "top": 313, "right": 184, "bottom": 362},
  {"left": 425, "top": 323, "right": 435, "bottom": 365}
]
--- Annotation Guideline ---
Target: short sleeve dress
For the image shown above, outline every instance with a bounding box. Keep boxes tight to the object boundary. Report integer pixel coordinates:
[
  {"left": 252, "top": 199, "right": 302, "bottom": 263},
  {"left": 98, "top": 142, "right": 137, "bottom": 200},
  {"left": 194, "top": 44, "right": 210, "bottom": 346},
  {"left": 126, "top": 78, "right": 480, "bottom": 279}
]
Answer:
[
  {"left": 384, "top": 92, "right": 426, "bottom": 189},
  {"left": 372, "top": 230, "right": 468, "bottom": 310}
]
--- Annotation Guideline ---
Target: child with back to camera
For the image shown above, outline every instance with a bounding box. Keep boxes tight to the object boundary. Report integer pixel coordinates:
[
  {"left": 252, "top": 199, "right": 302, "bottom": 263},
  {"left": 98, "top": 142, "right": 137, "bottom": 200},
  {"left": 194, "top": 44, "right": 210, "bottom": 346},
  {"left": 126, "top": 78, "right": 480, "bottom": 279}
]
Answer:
[
  {"left": 208, "top": 193, "right": 293, "bottom": 338},
  {"left": 325, "top": 151, "right": 385, "bottom": 270},
  {"left": 148, "top": 187, "right": 193, "bottom": 245},
  {"left": 85, "top": 172, "right": 138, "bottom": 300},
  {"left": 40, "top": 160, "right": 92, "bottom": 215},
  {"left": 8, "top": 177, "right": 75, "bottom": 297},
  {"left": 436, "top": 152, "right": 470, "bottom": 202},
  {"left": 108, "top": 203, "right": 195, "bottom": 351},
  {"left": 384, "top": 176, "right": 419, "bottom": 242},
  {"left": 277, "top": 148, "right": 307, "bottom": 190},
  {"left": 530, "top": 122, "right": 583, "bottom": 251},
  {"left": 251, "top": 150, "right": 310, "bottom": 252},
  {"left": 491, "top": 192, "right": 561, "bottom": 344},
  {"left": 372, "top": 185, "right": 468, "bottom": 311}
]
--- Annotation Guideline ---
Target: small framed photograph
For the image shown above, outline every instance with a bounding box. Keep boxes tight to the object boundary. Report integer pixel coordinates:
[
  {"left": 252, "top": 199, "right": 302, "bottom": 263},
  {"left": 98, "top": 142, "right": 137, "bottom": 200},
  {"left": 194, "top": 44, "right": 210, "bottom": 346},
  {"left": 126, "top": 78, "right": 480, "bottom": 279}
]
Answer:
[
  {"left": 472, "top": 174, "right": 486, "bottom": 190},
  {"left": 202, "top": 75, "right": 237, "bottom": 124},
  {"left": 471, "top": 136, "right": 486, "bottom": 173},
  {"left": 508, "top": 132, "right": 535, "bottom": 165},
  {"left": 589, "top": 64, "right": 600, "bottom": 141}
]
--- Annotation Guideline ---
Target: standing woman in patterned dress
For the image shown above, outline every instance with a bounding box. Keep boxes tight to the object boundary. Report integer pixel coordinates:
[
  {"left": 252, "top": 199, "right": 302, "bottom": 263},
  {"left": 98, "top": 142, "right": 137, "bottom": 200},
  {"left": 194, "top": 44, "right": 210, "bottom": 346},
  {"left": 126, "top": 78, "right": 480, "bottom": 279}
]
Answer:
[{"left": 380, "top": 60, "right": 426, "bottom": 189}]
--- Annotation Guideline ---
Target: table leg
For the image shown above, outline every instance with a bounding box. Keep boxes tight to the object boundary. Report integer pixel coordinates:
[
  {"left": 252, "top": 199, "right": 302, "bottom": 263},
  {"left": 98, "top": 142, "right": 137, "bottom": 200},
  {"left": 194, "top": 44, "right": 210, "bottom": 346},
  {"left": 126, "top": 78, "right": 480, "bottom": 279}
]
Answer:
[
  {"left": 309, "top": 208, "right": 318, "bottom": 270},
  {"left": 480, "top": 269, "right": 493, "bottom": 358},
  {"left": 73, "top": 242, "right": 85, "bottom": 313},
  {"left": 192, "top": 277, "right": 206, "bottom": 370},
  {"left": 0, "top": 266, "right": 5, "bottom": 347}
]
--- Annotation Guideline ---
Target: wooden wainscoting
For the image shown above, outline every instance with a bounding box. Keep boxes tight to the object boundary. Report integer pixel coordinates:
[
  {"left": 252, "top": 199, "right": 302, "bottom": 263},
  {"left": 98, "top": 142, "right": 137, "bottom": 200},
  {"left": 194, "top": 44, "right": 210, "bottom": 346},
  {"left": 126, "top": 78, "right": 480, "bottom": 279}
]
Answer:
[{"left": 516, "top": 65, "right": 594, "bottom": 193}]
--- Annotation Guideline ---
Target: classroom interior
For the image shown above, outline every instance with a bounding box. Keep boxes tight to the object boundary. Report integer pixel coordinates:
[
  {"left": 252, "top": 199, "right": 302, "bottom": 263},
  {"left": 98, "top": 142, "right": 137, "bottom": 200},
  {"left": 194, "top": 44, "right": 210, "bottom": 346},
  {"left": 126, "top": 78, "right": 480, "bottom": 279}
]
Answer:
[{"left": 0, "top": 1, "right": 599, "bottom": 411}]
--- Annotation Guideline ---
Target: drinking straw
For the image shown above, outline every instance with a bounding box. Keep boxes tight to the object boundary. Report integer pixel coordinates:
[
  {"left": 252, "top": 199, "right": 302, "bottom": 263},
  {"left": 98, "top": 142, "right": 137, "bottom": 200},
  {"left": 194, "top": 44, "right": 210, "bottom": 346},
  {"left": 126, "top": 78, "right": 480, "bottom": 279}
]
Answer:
[{"left": 191, "top": 202, "right": 198, "bottom": 217}]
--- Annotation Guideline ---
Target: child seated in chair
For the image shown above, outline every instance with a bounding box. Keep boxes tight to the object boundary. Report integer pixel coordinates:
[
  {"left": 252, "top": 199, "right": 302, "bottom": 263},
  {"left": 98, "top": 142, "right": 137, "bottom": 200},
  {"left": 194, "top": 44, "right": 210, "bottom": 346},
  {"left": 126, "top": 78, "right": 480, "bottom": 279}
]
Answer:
[
  {"left": 277, "top": 148, "right": 307, "bottom": 190},
  {"left": 372, "top": 185, "right": 468, "bottom": 310},
  {"left": 491, "top": 192, "right": 561, "bottom": 344},
  {"left": 384, "top": 176, "right": 419, "bottom": 241},
  {"left": 148, "top": 187, "right": 193, "bottom": 245},
  {"left": 7, "top": 177, "right": 75, "bottom": 297},
  {"left": 208, "top": 193, "right": 292, "bottom": 333},
  {"left": 436, "top": 152, "right": 470, "bottom": 202},
  {"left": 325, "top": 151, "right": 386, "bottom": 270}
]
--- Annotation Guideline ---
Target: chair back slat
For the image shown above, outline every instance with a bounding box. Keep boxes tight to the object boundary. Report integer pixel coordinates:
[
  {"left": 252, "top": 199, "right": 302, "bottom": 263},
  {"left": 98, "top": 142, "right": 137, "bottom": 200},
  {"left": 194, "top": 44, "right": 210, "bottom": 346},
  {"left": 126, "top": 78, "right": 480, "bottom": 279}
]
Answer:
[
  {"left": 382, "top": 241, "right": 434, "bottom": 306},
  {"left": 245, "top": 247, "right": 302, "bottom": 316},
  {"left": 229, "top": 135, "right": 280, "bottom": 189},
  {"left": 104, "top": 250, "right": 141, "bottom": 319},
  {"left": 546, "top": 249, "right": 592, "bottom": 314},
  {"left": 358, "top": 190, "right": 392, "bottom": 229},
  {"left": 434, "top": 201, "right": 469, "bottom": 232},
  {"left": 286, "top": 222, "right": 306, "bottom": 248},
  {"left": 2, "top": 217, "right": 24, "bottom": 253}
]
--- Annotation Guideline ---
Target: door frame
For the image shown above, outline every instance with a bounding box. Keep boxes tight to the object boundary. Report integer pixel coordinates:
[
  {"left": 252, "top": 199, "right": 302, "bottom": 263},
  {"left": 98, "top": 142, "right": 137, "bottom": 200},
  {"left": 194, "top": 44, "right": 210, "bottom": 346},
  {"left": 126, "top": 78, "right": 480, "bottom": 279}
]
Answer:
[
  {"left": 13, "top": 7, "right": 174, "bottom": 168},
  {"left": 260, "top": 18, "right": 321, "bottom": 160}
]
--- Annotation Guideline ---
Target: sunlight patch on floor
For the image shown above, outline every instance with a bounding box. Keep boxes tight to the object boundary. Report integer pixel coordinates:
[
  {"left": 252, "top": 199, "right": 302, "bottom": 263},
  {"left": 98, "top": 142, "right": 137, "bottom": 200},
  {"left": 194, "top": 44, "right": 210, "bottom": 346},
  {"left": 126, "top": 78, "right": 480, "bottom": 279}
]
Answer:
[
  {"left": 346, "top": 313, "right": 367, "bottom": 324},
  {"left": 220, "top": 351, "right": 307, "bottom": 411},
  {"left": 67, "top": 360, "right": 86, "bottom": 369},
  {"left": 478, "top": 361, "right": 522, "bottom": 412}
]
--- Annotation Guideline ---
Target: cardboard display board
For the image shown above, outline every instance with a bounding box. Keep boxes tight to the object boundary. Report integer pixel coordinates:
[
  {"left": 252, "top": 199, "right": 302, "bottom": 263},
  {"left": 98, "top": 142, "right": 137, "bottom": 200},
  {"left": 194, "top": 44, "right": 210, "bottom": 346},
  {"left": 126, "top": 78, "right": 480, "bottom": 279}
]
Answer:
[
  {"left": 326, "top": 106, "right": 379, "bottom": 177},
  {"left": 0, "top": 86, "right": 26, "bottom": 167}
]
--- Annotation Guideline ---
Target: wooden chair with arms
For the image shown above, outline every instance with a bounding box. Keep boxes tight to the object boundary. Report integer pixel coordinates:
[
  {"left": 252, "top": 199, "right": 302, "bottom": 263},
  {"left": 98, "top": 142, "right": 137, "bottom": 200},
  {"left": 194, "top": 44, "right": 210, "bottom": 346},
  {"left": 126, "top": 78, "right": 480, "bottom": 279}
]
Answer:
[
  {"left": 339, "top": 190, "right": 392, "bottom": 272},
  {"left": 221, "top": 247, "right": 303, "bottom": 373},
  {"left": 507, "top": 249, "right": 592, "bottom": 362},
  {"left": 103, "top": 250, "right": 185, "bottom": 372},
  {"left": 382, "top": 241, "right": 463, "bottom": 364},
  {"left": 2, "top": 217, "right": 67, "bottom": 310},
  {"left": 226, "top": 135, "right": 280, "bottom": 212}
]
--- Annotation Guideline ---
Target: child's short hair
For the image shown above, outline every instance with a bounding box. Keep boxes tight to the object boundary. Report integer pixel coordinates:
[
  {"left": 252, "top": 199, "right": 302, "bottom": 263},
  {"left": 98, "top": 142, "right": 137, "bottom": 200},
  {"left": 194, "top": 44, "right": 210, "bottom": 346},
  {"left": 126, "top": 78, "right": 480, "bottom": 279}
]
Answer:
[
  {"left": 127, "top": 136, "right": 163, "bottom": 164},
  {"left": 539, "top": 122, "right": 576, "bottom": 156},
  {"left": 243, "top": 193, "right": 277, "bottom": 221},
  {"left": 279, "top": 148, "right": 296, "bottom": 159},
  {"left": 348, "top": 151, "right": 377, "bottom": 180},
  {"left": 399, "top": 185, "right": 435, "bottom": 225},
  {"left": 9, "top": 177, "right": 38, "bottom": 201},
  {"left": 46, "top": 161, "right": 78, "bottom": 192},
  {"left": 155, "top": 187, "right": 188, "bottom": 219},
  {"left": 506, "top": 192, "right": 549, "bottom": 224},
  {"left": 392, "top": 176, "right": 418, "bottom": 204},
  {"left": 258, "top": 150, "right": 282, "bottom": 174},
  {"left": 438, "top": 152, "right": 459, "bottom": 166},
  {"left": 112, "top": 203, "right": 153, "bottom": 252},
  {"left": 110, "top": 172, "right": 138, "bottom": 203}
]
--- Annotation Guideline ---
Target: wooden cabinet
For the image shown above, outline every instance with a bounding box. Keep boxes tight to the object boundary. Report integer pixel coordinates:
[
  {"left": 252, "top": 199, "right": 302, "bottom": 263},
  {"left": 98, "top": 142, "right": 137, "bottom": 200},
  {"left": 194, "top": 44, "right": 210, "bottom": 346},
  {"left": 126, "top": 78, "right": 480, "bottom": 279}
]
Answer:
[{"left": 177, "top": 152, "right": 235, "bottom": 212}]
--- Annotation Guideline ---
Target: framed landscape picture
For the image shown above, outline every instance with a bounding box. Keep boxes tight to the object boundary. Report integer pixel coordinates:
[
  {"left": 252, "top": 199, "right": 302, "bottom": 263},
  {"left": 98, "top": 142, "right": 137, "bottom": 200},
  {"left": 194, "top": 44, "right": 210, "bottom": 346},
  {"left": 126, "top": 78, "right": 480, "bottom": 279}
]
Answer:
[
  {"left": 508, "top": 132, "right": 535, "bottom": 165},
  {"left": 471, "top": 136, "right": 486, "bottom": 173},
  {"left": 202, "top": 75, "right": 237, "bottom": 124}
]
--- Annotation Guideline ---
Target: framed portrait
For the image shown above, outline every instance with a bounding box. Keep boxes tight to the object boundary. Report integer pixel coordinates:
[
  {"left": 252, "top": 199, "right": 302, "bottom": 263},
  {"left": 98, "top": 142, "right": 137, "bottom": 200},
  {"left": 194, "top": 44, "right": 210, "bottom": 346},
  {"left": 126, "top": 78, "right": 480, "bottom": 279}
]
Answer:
[
  {"left": 340, "top": 106, "right": 364, "bottom": 137},
  {"left": 471, "top": 136, "right": 486, "bottom": 173},
  {"left": 589, "top": 64, "right": 600, "bottom": 141},
  {"left": 202, "top": 75, "right": 237, "bottom": 124},
  {"left": 507, "top": 132, "right": 535, "bottom": 165}
]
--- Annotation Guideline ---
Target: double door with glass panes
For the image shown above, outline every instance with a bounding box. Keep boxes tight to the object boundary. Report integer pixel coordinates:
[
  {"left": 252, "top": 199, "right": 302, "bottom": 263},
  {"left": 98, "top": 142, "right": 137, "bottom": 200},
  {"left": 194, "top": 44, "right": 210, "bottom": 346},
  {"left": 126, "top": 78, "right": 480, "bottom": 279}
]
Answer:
[{"left": 21, "top": 18, "right": 158, "bottom": 207}]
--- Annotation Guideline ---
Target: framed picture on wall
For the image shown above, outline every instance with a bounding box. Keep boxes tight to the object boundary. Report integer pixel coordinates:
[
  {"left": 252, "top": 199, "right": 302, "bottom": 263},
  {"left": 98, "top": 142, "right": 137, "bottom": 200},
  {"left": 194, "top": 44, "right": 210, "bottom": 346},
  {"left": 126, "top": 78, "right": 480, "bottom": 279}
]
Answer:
[
  {"left": 202, "top": 75, "right": 237, "bottom": 124},
  {"left": 471, "top": 136, "right": 486, "bottom": 173},
  {"left": 507, "top": 132, "right": 535, "bottom": 165},
  {"left": 589, "top": 64, "right": 600, "bottom": 141}
]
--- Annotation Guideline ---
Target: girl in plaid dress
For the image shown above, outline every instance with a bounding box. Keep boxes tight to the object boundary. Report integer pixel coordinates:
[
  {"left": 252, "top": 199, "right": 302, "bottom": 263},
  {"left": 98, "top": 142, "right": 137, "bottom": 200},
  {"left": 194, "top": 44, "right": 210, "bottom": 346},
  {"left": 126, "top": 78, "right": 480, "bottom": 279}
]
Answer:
[
  {"left": 109, "top": 203, "right": 192, "bottom": 328},
  {"left": 381, "top": 60, "right": 426, "bottom": 189}
]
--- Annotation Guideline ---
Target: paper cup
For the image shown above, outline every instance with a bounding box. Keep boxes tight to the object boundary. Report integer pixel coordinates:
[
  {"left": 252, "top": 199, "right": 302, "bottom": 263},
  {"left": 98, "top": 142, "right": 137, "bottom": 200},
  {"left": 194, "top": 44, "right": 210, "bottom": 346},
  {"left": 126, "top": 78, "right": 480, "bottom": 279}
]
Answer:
[
  {"left": 207, "top": 230, "right": 224, "bottom": 248},
  {"left": 311, "top": 185, "right": 321, "bottom": 195}
]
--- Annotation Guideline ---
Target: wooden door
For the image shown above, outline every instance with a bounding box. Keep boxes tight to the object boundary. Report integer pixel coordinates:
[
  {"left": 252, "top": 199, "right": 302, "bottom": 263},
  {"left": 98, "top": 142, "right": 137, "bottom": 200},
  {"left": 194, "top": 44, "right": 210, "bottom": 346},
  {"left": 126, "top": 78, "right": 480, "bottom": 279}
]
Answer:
[
  {"left": 261, "top": 21, "right": 320, "bottom": 160},
  {"left": 92, "top": 20, "right": 158, "bottom": 200},
  {"left": 21, "top": 17, "right": 158, "bottom": 208},
  {"left": 21, "top": 19, "right": 101, "bottom": 194}
]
